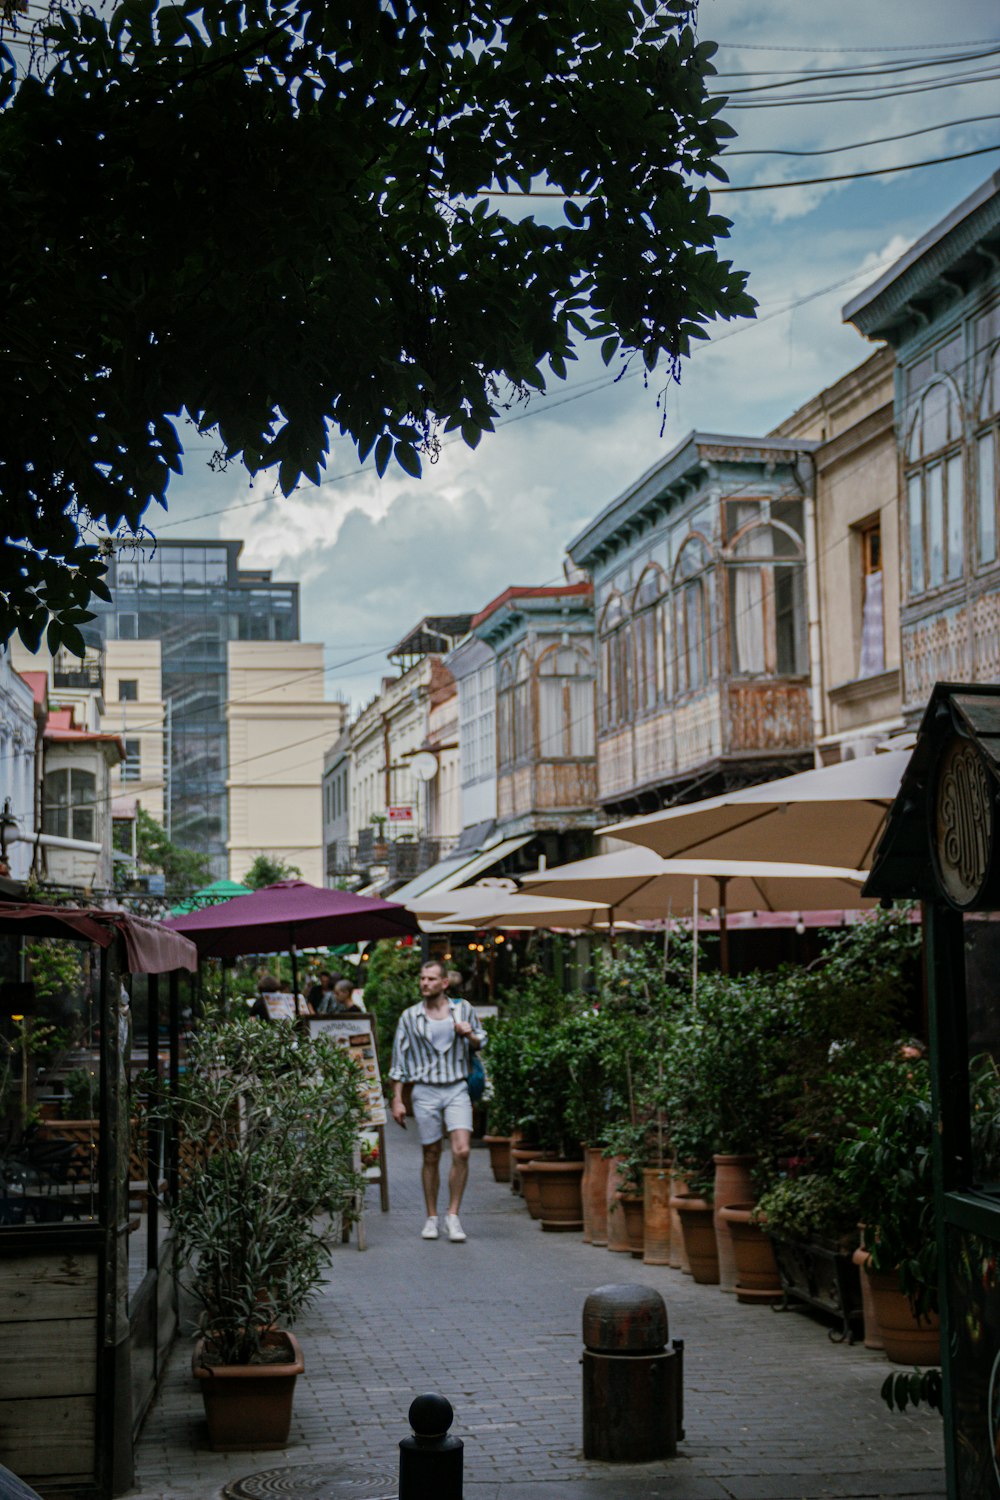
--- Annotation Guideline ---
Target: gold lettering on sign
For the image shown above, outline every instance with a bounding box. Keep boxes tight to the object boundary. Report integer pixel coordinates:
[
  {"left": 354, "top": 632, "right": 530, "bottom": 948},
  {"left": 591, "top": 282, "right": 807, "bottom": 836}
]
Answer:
[{"left": 935, "top": 740, "right": 993, "bottom": 907}]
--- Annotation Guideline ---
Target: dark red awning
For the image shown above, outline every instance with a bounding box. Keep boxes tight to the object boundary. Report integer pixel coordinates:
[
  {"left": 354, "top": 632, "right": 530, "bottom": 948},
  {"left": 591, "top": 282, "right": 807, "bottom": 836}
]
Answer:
[{"left": 164, "top": 878, "right": 418, "bottom": 958}]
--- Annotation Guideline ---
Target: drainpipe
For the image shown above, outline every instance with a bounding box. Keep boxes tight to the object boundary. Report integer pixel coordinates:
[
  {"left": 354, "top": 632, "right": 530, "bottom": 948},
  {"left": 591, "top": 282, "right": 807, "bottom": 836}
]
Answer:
[
  {"left": 802, "top": 456, "right": 824, "bottom": 765},
  {"left": 9, "top": 830, "right": 104, "bottom": 854}
]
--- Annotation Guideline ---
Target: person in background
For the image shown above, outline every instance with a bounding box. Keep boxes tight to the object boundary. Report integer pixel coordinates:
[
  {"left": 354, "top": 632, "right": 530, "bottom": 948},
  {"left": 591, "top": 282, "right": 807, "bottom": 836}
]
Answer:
[
  {"left": 331, "top": 978, "right": 363, "bottom": 1014},
  {"left": 309, "top": 970, "right": 342, "bottom": 1013},
  {"left": 252, "top": 972, "right": 314, "bottom": 1022}
]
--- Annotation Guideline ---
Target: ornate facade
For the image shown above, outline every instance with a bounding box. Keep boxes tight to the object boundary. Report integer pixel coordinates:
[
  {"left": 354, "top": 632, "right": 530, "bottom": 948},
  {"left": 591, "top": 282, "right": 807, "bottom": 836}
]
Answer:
[{"left": 845, "top": 173, "right": 1000, "bottom": 723}]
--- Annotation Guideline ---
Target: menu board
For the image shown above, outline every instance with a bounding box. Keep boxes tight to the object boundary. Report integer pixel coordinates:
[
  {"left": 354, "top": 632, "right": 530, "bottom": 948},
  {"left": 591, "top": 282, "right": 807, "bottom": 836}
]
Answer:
[{"left": 309, "top": 1015, "right": 387, "bottom": 1127}]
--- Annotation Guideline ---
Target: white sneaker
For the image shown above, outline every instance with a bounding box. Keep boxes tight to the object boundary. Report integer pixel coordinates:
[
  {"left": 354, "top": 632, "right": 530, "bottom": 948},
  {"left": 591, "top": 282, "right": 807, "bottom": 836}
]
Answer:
[
  {"left": 446, "top": 1213, "right": 467, "bottom": 1243},
  {"left": 421, "top": 1216, "right": 439, "bottom": 1240}
]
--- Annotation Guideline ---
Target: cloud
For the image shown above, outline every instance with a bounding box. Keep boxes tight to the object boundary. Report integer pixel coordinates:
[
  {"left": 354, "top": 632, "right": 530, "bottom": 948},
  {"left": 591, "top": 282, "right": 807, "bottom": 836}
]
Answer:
[{"left": 143, "top": 0, "right": 1000, "bottom": 708}]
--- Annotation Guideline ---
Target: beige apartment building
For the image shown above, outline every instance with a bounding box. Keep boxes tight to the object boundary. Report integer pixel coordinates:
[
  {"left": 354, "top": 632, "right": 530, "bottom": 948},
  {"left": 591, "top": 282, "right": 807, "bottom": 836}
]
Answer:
[
  {"left": 772, "top": 346, "right": 903, "bottom": 761},
  {"left": 101, "top": 639, "right": 167, "bottom": 825},
  {"left": 227, "top": 641, "right": 346, "bottom": 886}
]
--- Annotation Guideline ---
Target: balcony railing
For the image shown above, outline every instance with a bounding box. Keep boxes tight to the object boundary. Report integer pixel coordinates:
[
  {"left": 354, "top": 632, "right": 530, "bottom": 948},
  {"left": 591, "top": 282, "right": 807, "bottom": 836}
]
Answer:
[{"left": 53, "top": 650, "right": 104, "bottom": 694}]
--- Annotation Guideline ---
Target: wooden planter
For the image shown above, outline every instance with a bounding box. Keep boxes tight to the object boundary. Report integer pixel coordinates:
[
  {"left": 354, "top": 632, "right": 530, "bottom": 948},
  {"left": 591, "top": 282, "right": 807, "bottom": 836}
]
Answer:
[
  {"left": 534, "top": 1160, "right": 585, "bottom": 1233},
  {"left": 718, "top": 1204, "right": 782, "bottom": 1304},
  {"left": 483, "top": 1135, "right": 512, "bottom": 1183},
  {"left": 769, "top": 1234, "right": 863, "bottom": 1343},
  {"left": 672, "top": 1194, "right": 719, "bottom": 1284},
  {"left": 193, "top": 1331, "right": 304, "bottom": 1451},
  {"left": 713, "top": 1154, "right": 755, "bottom": 1294},
  {"left": 586, "top": 1148, "right": 610, "bottom": 1247},
  {"left": 863, "top": 1261, "right": 941, "bottom": 1366},
  {"left": 642, "top": 1166, "right": 672, "bottom": 1266},
  {"left": 620, "top": 1193, "right": 645, "bottom": 1258}
]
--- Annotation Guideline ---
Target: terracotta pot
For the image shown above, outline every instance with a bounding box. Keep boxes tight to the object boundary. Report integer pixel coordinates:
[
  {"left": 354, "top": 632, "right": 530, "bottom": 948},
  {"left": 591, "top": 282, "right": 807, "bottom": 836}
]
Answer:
[
  {"left": 580, "top": 1150, "right": 593, "bottom": 1242},
  {"left": 192, "top": 1330, "right": 304, "bottom": 1451},
  {"left": 719, "top": 1203, "right": 782, "bottom": 1304},
  {"left": 605, "top": 1156, "right": 631, "bottom": 1253},
  {"left": 853, "top": 1234, "right": 884, "bottom": 1351},
  {"left": 863, "top": 1261, "right": 941, "bottom": 1366},
  {"left": 510, "top": 1143, "right": 543, "bottom": 1197},
  {"left": 484, "top": 1135, "right": 512, "bottom": 1183},
  {"left": 713, "top": 1154, "right": 755, "bottom": 1294},
  {"left": 587, "top": 1148, "right": 610, "bottom": 1247},
  {"left": 642, "top": 1166, "right": 672, "bottom": 1266},
  {"left": 620, "top": 1193, "right": 645, "bottom": 1257},
  {"left": 518, "top": 1160, "right": 545, "bottom": 1219},
  {"left": 672, "top": 1194, "right": 719, "bottom": 1284},
  {"left": 670, "top": 1172, "right": 690, "bottom": 1272},
  {"left": 534, "top": 1159, "right": 585, "bottom": 1232}
]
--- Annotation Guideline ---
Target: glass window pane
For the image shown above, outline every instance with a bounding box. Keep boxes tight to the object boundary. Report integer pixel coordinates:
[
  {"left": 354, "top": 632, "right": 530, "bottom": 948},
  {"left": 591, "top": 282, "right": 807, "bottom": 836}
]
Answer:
[
  {"left": 923, "top": 384, "right": 949, "bottom": 454},
  {"left": 927, "top": 464, "right": 944, "bottom": 588},
  {"left": 774, "top": 567, "right": 805, "bottom": 675},
  {"left": 729, "top": 568, "right": 766, "bottom": 675},
  {"left": 946, "top": 453, "right": 964, "bottom": 580},
  {"left": 978, "top": 433, "right": 997, "bottom": 566},
  {"left": 907, "top": 472, "right": 923, "bottom": 595}
]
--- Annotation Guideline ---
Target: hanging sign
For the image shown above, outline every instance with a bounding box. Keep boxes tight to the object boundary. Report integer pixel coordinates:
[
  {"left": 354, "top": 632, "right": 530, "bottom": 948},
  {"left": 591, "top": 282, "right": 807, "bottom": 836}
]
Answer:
[
  {"left": 388, "top": 805, "right": 414, "bottom": 822},
  {"left": 933, "top": 737, "right": 998, "bottom": 910}
]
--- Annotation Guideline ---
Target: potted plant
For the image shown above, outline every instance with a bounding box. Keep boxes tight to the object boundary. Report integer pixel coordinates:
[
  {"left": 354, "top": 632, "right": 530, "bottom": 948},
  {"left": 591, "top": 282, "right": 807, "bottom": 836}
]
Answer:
[
  {"left": 163, "top": 1015, "right": 366, "bottom": 1449},
  {"left": 838, "top": 1061, "right": 940, "bottom": 1365}
]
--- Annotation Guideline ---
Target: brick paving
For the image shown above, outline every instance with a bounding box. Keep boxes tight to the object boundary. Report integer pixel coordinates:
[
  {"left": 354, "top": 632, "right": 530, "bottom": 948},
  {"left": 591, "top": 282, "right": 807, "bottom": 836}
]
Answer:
[{"left": 127, "top": 1127, "right": 945, "bottom": 1499}]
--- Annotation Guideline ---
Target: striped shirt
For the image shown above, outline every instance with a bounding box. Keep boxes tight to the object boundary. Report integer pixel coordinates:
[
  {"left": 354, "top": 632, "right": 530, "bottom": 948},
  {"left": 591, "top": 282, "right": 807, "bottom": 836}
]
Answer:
[{"left": 389, "top": 998, "right": 487, "bottom": 1086}]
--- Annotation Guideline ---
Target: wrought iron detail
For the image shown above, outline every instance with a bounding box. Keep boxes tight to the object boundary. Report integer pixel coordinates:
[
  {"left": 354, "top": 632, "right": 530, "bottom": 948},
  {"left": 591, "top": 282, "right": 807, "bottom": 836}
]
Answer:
[{"left": 935, "top": 739, "right": 994, "bottom": 908}]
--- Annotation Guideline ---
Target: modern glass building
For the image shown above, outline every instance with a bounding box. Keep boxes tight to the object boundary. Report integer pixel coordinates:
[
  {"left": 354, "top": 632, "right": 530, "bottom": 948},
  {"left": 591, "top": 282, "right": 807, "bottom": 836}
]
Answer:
[{"left": 96, "top": 539, "right": 301, "bottom": 877}]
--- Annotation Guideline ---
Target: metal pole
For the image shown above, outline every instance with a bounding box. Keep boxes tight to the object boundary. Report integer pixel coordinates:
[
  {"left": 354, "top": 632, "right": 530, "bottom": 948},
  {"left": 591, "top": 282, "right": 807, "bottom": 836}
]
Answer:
[
  {"left": 691, "top": 879, "right": 699, "bottom": 1000},
  {"left": 164, "top": 697, "right": 173, "bottom": 841},
  {"left": 718, "top": 878, "right": 730, "bottom": 977}
]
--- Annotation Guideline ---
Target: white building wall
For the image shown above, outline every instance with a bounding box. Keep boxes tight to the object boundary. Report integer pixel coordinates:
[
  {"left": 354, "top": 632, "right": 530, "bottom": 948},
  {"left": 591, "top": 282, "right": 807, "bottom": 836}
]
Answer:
[{"left": 0, "top": 648, "right": 37, "bottom": 881}]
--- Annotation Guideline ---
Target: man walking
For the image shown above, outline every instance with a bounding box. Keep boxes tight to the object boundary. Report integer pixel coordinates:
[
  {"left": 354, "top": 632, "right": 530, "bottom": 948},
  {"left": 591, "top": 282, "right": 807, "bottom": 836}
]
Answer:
[{"left": 389, "top": 958, "right": 486, "bottom": 1243}]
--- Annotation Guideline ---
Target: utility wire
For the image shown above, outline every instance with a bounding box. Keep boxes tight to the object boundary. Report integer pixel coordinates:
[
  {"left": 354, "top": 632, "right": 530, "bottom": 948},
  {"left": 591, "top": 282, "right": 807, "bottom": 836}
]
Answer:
[
  {"left": 481, "top": 141, "right": 1000, "bottom": 197},
  {"left": 725, "top": 112, "right": 1000, "bottom": 156}
]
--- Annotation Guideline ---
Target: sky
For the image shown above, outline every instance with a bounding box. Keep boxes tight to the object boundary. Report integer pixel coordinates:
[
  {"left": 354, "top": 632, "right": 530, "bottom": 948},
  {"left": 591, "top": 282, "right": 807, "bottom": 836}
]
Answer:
[{"left": 148, "top": 0, "right": 1000, "bottom": 711}]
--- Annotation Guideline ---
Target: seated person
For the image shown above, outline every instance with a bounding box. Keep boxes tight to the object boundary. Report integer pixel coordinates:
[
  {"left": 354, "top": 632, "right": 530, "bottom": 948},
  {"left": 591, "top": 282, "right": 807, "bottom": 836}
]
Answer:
[
  {"left": 331, "top": 978, "right": 364, "bottom": 1014},
  {"left": 251, "top": 972, "right": 314, "bottom": 1021}
]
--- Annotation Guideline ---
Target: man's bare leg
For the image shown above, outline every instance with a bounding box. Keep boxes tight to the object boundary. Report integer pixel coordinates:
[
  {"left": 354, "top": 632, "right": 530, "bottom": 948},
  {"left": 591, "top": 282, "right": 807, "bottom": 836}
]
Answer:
[
  {"left": 422, "top": 1141, "right": 442, "bottom": 1217},
  {"left": 447, "top": 1129, "right": 471, "bottom": 1215}
]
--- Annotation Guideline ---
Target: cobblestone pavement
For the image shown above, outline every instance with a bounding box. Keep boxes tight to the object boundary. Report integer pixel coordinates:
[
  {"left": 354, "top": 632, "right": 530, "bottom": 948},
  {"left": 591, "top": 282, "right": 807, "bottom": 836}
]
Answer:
[{"left": 127, "top": 1128, "right": 945, "bottom": 1500}]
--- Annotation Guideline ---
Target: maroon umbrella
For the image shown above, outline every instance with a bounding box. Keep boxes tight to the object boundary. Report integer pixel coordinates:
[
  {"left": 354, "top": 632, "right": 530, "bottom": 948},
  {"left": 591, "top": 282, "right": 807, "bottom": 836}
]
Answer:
[{"left": 163, "top": 879, "right": 418, "bottom": 961}]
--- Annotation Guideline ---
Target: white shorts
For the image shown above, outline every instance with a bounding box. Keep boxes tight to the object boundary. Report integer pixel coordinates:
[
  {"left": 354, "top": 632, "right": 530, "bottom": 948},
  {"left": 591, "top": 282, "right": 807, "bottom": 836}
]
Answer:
[{"left": 411, "top": 1081, "right": 473, "bottom": 1145}]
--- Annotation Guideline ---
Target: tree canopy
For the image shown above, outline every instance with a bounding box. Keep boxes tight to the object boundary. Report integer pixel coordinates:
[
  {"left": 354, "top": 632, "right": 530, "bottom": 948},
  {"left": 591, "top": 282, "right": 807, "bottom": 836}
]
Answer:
[
  {"left": 243, "top": 853, "right": 303, "bottom": 889},
  {"left": 0, "top": 0, "right": 753, "bottom": 650}
]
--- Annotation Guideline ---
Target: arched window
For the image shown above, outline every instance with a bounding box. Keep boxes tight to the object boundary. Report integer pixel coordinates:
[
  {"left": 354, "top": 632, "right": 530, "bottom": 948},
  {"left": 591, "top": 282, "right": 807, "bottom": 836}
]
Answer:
[
  {"left": 513, "top": 652, "right": 531, "bottom": 762},
  {"left": 673, "top": 535, "right": 712, "bottom": 695},
  {"left": 632, "top": 566, "right": 669, "bottom": 711},
  {"left": 726, "top": 519, "right": 806, "bottom": 677},
  {"left": 43, "top": 767, "right": 96, "bottom": 844},
  {"left": 905, "top": 377, "right": 964, "bottom": 595},
  {"left": 497, "top": 659, "right": 514, "bottom": 769},
  {"left": 975, "top": 343, "right": 1000, "bottom": 568},
  {"left": 598, "top": 593, "right": 632, "bottom": 729},
  {"left": 535, "top": 644, "right": 595, "bottom": 759}
]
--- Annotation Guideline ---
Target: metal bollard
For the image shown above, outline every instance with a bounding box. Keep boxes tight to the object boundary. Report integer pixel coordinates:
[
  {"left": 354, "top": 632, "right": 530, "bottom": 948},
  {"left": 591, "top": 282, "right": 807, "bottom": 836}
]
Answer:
[
  {"left": 581, "top": 1284, "right": 683, "bottom": 1462},
  {"left": 398, "top": 1393, "right": 463, "bottom": 1500}
]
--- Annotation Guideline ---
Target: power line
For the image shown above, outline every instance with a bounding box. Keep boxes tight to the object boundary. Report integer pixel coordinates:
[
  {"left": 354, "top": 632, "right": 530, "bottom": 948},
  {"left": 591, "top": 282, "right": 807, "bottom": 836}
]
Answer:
[
  {"left": 721, "top": 67, "right": 1000, "bottom": 109},
  {"left": 481, "top": 142, "right": 1000, "bottom": 197},
  {"left": 725, "top": 113, "right": 1000, "bottom": 157},
  {"left": 716, "top": 49, "right": 1000, "bottom": 94}
]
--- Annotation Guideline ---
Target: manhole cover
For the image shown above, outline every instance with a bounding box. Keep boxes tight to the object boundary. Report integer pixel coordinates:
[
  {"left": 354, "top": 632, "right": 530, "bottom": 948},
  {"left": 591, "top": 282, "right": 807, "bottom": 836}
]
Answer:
[{"left": 224, "top": 1462, "right": 396, "bottom": 1500}]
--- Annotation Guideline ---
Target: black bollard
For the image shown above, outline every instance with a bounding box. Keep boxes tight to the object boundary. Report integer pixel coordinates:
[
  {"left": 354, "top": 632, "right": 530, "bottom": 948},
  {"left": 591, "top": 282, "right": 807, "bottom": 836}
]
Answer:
[{"left": 398, "top": 1393, "right": 463, "bottom": 1500}]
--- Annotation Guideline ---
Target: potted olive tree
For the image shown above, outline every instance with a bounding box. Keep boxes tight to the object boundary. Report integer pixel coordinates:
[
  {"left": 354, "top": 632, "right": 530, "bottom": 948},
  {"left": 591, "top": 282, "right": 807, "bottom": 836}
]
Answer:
[{"left": 163, "top": 1016, "right": 365, "bottom": 1449}]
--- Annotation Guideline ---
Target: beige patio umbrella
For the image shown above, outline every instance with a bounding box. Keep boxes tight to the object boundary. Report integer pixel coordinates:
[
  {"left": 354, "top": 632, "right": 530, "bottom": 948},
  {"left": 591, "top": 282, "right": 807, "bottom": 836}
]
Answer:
[
  {"left": 452, "top": 890, "right": 615, "bottom": 930},
  {"left": 607, "top": 748, "right": 910, "bottom": 871},
  {"left": 521, "top": 847, "right": 874, "bottom": 973},
  {"left": 404, "top": 879, "right": 518, "bottom": 924}
]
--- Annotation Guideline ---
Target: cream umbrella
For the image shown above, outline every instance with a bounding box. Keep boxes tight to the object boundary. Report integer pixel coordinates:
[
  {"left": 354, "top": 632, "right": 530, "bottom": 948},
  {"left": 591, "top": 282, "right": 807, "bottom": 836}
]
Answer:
[
  {"left": 404, "top": 879, "right": 518, "bottom": 924},
  {"left": 607, "top": 749, "right": 910, "bottom": 871},
  {"left": 521, "top": 847, "right": 874, "bottom": 972},
  {"left": 453, "top": 890, "right": 614, "bottom": 930}
]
